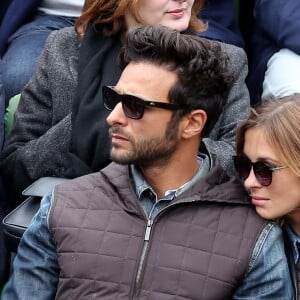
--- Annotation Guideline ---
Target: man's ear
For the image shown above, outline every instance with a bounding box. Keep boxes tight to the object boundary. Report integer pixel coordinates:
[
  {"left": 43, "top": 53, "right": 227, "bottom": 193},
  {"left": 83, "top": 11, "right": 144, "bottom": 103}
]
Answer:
[{"left": 181, "top": 110, "right": 207, "bottom": 139}]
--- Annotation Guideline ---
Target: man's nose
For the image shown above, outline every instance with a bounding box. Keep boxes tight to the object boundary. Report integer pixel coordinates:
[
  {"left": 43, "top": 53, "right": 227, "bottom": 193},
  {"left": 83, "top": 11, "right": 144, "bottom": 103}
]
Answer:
[{"left": 106, "top": 102, "right": 128, "bottom": 126}]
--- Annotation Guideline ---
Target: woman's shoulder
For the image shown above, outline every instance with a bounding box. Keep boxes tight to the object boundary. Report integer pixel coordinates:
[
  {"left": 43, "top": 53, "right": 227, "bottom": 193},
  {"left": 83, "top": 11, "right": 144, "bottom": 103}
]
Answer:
[
  {"left": 44, "top": 26, "right": 80, "bottom": 56},
  {"left": 218, "top": 41, "right": 247, "bottom": 62},
  {"left": 213, "top": 40, "right": 248, "bottom": 73}
]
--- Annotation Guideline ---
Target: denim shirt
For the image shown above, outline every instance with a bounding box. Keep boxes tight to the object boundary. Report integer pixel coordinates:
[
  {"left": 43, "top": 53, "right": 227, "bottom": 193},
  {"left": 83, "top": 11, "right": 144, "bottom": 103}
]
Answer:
[
  {"left": 131, "top": 154, "right": 210, "bottom": 220},
  {"left": 2, "top": 159, "right": 293, "bottom": 299}
]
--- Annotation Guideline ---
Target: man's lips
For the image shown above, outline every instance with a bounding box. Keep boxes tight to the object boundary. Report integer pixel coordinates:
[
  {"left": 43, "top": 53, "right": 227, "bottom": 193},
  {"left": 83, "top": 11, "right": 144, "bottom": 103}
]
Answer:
[{"left": 111, "top": 134, "right": 129, "bottom": 143}]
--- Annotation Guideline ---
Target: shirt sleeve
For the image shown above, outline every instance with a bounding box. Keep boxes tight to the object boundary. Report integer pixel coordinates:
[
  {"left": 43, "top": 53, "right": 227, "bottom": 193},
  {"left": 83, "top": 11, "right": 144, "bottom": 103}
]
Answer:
[
  {"left": 233, "top": 222, "right": 293, "bottom": 299},
  {"left": 2, "top": 191, "right": 59, "bottom": 300}
]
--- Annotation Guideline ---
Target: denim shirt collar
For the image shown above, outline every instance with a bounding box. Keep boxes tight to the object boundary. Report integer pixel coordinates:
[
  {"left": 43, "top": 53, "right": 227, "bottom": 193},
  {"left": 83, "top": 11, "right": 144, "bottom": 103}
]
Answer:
[
  {"left": 285, "top": 223, "right": 300, "bottom": 264},
  {"left": 130, "top": 153, "right": 211, "bottom": 202}
]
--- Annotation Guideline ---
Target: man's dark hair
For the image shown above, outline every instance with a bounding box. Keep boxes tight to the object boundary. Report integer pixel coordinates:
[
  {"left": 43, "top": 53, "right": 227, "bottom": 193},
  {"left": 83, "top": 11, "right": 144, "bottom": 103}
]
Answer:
[{"left": 119, "top": 24, "right": 234, "bottom": 136}]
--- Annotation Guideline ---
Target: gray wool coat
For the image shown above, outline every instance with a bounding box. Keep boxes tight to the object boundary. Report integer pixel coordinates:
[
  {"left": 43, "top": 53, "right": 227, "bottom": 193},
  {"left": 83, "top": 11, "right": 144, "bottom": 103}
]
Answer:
[{"left": 0, "top": 27, "right": 250, "bottom": 201}]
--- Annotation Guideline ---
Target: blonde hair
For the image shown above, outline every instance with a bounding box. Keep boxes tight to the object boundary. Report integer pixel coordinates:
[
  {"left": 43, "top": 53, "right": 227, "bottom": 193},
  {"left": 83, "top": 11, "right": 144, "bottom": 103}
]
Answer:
[
  {"left": 75, "top": 0, "right": 206, "bottom": 37},
  {"left": 236, "top": 95, "right": 300, "bottom": 176}
]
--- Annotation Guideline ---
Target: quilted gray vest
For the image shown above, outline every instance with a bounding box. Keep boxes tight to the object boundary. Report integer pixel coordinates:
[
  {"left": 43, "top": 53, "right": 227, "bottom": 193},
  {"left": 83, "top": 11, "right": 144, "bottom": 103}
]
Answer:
[{"left": 49, "top": 163, "right": 267, "bottom": 300}]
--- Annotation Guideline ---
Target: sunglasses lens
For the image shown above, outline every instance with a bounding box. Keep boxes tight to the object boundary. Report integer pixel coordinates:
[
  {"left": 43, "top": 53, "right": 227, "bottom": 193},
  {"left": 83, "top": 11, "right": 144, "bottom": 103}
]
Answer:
[
  {"left": 102, "top": 86, "right": 119, "bottom": 110},
  {"left": 233, "top": 156, "right": 273, "bottom": 187},
  {"left": 233, "top": 156, "right": 251, "bottom": 179},
  {"left": 102, "top": 86, "right": 145, "bottom": 119},
  {"left": 123, "top": 96, "right": 145, "bottom": 119},
  {"left": 253, "top": 162, "right": 272, "bottom": 186}
]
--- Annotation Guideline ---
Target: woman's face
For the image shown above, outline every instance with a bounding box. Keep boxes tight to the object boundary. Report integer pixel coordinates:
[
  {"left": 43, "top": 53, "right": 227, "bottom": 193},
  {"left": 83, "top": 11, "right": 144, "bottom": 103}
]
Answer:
[
  {"left": 242, "top": 127, "right": 300, "bottom": 220},
  {"left": 125, "top": 0, "right": 194, "bottom": 32}
]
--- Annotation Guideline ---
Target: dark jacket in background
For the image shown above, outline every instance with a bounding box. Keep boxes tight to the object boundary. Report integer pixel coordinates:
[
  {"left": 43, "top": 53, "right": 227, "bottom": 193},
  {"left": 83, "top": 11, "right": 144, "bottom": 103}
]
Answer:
[
  {"left": 0, "top": 0, "right": 11, "bottom": 26},
  {"left": 198, "top": 0, "right": 244, "bottom": 48},
  {"left": 0, "top": 0, "right": 42, "bottom": 56},
  {"left": 246, "top": 0, "right": 300, "bottom": 105}
]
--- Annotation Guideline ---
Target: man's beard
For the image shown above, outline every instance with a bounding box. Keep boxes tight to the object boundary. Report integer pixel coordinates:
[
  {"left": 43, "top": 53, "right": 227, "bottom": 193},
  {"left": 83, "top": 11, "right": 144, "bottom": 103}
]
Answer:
[{"left": 109, "top": 118, "right": 180, "bottom": 167}]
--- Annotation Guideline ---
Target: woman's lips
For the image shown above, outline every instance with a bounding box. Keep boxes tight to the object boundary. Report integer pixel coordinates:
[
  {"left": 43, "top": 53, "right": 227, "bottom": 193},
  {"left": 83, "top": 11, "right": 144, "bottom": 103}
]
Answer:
[
  {"left": 167, "top": 9, "right": 185, "bottom": 18},
  {"left": 251, "top": 196, "right": 269, "bottom": 207}
]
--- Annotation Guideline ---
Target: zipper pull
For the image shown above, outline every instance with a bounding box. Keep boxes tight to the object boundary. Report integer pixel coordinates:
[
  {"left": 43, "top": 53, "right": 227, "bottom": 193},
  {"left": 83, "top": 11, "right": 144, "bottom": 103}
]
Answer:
[{"left": 144, "top": 219, "right": 153, "bottom": 241}]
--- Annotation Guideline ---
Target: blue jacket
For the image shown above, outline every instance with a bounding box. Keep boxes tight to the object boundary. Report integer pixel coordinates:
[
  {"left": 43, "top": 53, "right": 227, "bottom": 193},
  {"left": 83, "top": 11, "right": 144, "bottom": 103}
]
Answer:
[
  {"left": 0, "top": 0, "right": 243, "bottom": 57},
  {"left": 0, "top": 0, "right": 11, "bottom": 25},
  {"left": 0, "top": 0, "right": 42, "bottom": 56},
  {"left": 198, "top": 0, "right": 244, "bottom": 48},
  {"left": 247, "top": 0, "right": 300, "bottom": 105}
]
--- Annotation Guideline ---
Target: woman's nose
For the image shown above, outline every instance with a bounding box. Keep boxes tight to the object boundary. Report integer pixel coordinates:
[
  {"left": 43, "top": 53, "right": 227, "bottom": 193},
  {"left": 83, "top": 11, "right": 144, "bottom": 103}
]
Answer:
[{"left": 244, "top": 168, "right": 262, "bottom": 189}]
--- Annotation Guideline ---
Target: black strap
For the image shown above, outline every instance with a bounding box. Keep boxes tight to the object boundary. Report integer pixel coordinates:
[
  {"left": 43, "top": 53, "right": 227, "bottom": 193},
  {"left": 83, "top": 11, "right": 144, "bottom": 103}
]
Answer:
[
  {"left": 283, "top": 228, "right": 298, "bottom": 299},
  {"left": 296, "top": 242, "right": 300, "bottom": 299}
]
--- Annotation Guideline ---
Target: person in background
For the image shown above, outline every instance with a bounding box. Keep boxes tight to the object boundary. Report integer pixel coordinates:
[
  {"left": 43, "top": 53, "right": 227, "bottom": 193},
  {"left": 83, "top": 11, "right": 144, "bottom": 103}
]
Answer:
[
  {"left": 246, "top": 0, "right": 300, "bottom": 105},
  {"left": 0, "top": 0, "right": 84, "bottom": 106},
  {"left": 233, "top": 94, "right": 300, "bottom": 298},
  {"left": 2, "top": 24, "right": 292, "bottom": 299}
]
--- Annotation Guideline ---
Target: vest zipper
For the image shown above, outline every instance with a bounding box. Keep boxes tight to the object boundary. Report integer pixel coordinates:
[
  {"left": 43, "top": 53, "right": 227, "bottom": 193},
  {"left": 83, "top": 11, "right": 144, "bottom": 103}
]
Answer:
[
  {"left": 144, "top": 219, "right": 153, "bottom": 241},
  {"left": 132, "top": 219, "right": 153, "bottom": 298},
  {"left": 131, "top": 197, "right": 199, "bottom": 298}
]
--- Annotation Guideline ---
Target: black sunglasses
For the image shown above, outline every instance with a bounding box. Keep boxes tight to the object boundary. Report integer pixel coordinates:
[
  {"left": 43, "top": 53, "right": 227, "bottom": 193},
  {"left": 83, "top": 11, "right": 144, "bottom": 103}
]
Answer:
[
  {"left": 233, "top": 155, "right": 287, "bottom": 187},
  {"left": 102, "top": 86, "right": 184, "bottom": 119}
]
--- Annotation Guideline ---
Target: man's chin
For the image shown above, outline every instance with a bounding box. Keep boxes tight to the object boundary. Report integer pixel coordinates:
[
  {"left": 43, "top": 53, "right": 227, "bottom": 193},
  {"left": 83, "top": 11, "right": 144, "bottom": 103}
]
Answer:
[{"left": 110, "top": 151, "right": 133, "bottom": 165}]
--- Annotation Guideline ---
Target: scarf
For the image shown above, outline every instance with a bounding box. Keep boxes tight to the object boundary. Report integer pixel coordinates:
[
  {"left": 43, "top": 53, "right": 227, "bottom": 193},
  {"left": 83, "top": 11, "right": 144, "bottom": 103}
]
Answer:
[{"left": 66, "top": 24, "right": 122, "bottom": 178}]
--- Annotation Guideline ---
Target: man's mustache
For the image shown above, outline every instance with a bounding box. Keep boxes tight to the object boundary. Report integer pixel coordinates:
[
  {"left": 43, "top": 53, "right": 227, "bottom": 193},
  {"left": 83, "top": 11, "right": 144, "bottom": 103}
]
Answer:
[{"left": 109, "top": 126, "right": 131, "bottom": 141}]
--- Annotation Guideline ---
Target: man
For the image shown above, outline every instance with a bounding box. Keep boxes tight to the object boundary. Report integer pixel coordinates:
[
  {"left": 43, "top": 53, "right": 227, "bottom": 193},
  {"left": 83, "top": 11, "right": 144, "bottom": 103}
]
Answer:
[{"left": 2, "top": 25, "right": 292, "bottom": 299}]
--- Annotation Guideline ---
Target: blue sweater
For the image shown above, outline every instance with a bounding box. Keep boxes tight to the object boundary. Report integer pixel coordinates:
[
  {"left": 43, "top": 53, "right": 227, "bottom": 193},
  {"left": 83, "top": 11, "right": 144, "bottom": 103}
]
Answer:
[{"left": 247, "top": 0, "right": 300, "bottom": 105}]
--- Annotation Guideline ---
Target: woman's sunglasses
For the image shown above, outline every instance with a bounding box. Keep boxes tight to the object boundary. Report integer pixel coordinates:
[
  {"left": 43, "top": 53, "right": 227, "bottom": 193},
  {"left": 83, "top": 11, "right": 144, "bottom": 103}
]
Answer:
[
  {"left": 102, "top": 86, "right": 185, "bottom": 119},
  {"left": 233, "top": 155, "right": 287, "bottom": 187}
]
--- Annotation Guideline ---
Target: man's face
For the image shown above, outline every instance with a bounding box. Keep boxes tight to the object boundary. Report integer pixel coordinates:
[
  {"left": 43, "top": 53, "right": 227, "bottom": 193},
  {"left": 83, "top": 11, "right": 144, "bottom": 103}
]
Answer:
[{"left": 106, "top": 62, "right": 181, "bottom": 167}]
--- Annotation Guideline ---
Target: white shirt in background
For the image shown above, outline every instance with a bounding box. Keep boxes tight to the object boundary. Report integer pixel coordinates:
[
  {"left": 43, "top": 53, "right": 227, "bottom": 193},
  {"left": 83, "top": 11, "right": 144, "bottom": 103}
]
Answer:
[{"left": 38, "top": 0, "right": 84, "bottom": 17}]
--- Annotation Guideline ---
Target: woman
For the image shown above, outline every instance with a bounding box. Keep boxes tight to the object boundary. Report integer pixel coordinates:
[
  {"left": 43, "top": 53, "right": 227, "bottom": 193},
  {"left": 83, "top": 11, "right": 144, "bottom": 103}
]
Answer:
[
  {"left": 233, "top": 94, "right": 300, "bottom": 298},
  {"left": 0, "top": 0, "right": 250, "bottom": 206}
]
